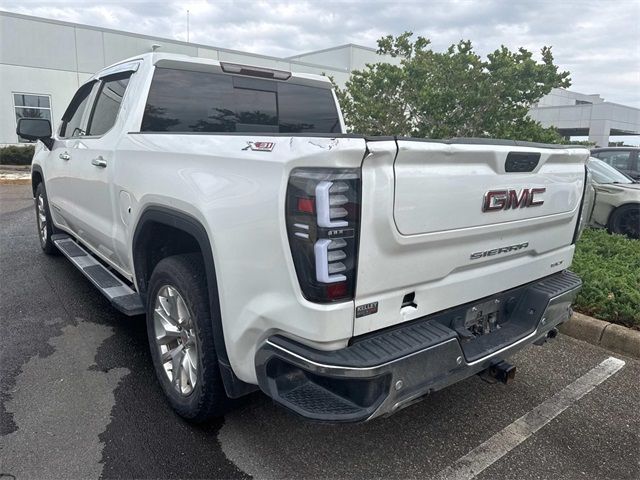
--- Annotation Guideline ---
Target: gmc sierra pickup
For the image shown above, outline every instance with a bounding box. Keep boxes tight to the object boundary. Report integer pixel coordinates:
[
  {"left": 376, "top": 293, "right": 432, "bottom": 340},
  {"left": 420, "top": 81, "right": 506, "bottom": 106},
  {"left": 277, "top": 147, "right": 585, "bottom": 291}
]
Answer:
[{"left": 20, "top": 53, "right": 592, "bottom": 423}]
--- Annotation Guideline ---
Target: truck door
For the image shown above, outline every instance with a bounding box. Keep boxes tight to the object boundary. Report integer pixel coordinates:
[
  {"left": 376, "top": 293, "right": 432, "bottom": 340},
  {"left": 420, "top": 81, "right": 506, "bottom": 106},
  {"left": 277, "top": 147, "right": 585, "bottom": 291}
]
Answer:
[
  {"left": 46, "top": 80, "right": 99, "bottom": 234},
  {"left": 62, "top": 70, "right": 134, "bottom": 270}
]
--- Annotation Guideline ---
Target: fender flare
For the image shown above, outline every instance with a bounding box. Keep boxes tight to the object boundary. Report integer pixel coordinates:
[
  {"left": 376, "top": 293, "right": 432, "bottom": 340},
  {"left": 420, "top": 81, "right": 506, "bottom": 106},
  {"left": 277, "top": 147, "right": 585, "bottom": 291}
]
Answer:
[
  {"left": 31, "top": 164, "right": 44, "bottom": 196},
  {"left": 132, "top": 206, "right": 258, "bottom": 397}
]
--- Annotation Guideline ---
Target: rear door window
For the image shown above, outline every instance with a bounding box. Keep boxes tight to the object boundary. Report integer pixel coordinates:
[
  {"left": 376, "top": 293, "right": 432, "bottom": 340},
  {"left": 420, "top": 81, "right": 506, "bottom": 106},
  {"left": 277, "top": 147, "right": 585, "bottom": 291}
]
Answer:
[
  {"left": 141, "top": 67, "right": 340, "bottom": 134},
  {"left": 86, "top": 73, "right": 132, "bottom": 136}
]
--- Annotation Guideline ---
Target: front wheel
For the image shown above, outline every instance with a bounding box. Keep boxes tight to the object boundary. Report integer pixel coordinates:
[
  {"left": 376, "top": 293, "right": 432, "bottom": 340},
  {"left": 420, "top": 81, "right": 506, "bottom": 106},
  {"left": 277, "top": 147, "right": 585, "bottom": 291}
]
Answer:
[
  {"left": 146, "top": 253, "right": 229, "bottom": 422},
  {"left": 608, "top": 204, "right": 640, "bottom": 239},
  {"left": 34, "top": 182, "right": 58, "bottom": 255}
]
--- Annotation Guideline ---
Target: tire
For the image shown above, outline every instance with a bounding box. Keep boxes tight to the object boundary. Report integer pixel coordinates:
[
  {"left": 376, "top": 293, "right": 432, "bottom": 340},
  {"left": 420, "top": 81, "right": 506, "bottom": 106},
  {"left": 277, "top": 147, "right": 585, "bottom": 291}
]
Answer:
[
  {"left": 608, "top": 204, "right": 640, "bottom": 239},
  {"left": 146, "top": 253, "right": 229, "bottom": 422},
  {"left": 34, "top": 182, "right": 58, "bottom": 255}
]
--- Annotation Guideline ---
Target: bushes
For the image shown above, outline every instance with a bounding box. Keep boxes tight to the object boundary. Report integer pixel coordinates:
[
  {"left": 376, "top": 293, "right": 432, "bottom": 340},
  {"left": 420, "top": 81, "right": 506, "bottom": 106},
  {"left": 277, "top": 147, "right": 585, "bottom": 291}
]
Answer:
[
  {"left": 571, "top": 228, "right": 640, "bottom": 329},
  {"left": 0, "top": 145, "right": 35, "bottom": 165}
]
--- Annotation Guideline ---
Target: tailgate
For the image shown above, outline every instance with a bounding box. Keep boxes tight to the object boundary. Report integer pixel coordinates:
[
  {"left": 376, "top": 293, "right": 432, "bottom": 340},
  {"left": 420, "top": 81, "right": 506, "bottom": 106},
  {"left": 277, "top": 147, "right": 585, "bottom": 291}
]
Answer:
[{"left": 354, "top": 138, "right": 588, "bottom": 335}]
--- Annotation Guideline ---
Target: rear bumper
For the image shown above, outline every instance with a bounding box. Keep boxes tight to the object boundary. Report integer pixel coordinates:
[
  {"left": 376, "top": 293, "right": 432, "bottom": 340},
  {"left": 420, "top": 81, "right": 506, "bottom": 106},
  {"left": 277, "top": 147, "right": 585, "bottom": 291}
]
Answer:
[{"left": 255, "top": 271, "right": 582, "bottom": 422}]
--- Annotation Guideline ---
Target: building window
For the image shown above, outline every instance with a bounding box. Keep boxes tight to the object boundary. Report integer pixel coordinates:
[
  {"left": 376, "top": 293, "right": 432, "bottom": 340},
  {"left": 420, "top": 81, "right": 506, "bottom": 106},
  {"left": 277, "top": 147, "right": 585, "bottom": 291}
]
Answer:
[{"left": 14, "top": 93, "right": 52, "bottom": 142}]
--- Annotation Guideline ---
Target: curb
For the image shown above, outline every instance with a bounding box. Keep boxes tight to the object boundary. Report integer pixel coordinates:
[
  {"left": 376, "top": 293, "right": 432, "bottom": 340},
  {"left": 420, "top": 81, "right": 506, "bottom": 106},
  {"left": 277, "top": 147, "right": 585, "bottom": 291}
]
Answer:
[
  {"left": 0, "top": 177, "right": 31, "bottom": 185},
  {"left": 0, "top": 166, "right": 31, "bottom": 185},
  {"left": 559, "top": 312, "right": 640, "bottom": 359},
  {"left": 0, "top": 164, "right": 31, "bottom": 172}
]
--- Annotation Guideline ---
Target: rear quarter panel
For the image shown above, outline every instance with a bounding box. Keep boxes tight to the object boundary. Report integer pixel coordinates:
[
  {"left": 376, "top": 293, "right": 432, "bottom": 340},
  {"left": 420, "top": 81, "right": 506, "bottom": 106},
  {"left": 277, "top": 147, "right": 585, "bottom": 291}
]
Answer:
[{"left": 115, "top": 133, "right": 366, "bottom": 383}]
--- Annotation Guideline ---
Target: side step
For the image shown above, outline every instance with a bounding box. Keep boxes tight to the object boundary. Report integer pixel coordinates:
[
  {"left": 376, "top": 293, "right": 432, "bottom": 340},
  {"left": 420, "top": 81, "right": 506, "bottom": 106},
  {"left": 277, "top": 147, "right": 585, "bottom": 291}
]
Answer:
[{"left": 52, "top": 234, "right": 145, "bottom": 316}]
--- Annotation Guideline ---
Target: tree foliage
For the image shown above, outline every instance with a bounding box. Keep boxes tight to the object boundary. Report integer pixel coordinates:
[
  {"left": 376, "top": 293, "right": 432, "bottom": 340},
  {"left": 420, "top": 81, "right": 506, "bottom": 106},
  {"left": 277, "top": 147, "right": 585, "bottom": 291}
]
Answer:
[
  {"left": 335, "top": 32, "right": 571, "bottom": 142},
  {"left": 0, "top": 145, "right": 35, "bottom": 165}
]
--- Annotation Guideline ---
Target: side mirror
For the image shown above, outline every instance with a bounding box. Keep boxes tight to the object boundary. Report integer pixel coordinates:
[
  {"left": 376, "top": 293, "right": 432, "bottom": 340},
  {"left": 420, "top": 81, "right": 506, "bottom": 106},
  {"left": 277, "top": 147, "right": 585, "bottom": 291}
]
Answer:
[{"left": 16, "top": 118, "right": 54, "bottom": 150}]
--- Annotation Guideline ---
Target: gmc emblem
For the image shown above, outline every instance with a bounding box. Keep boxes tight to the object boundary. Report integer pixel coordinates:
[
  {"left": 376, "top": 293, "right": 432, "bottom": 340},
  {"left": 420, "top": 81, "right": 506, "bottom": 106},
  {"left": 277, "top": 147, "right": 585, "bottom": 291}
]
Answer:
[{"left": 482, "top": 188, "right": 546, "bottom": 212}]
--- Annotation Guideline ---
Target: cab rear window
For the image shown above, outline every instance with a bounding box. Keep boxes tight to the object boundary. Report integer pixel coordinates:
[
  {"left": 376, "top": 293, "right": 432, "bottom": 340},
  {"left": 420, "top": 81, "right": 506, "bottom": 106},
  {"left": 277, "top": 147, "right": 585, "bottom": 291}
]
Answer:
[{"left": 141, "top": 67, "right": 340, "bottom": 134}]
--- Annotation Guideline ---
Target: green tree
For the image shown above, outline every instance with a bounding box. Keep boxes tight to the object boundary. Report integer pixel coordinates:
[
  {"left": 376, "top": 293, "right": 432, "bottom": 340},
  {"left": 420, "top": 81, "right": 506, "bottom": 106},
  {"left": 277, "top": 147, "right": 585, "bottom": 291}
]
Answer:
[{"left": 335, "top": 32, "right": 571, "bottom": 142}]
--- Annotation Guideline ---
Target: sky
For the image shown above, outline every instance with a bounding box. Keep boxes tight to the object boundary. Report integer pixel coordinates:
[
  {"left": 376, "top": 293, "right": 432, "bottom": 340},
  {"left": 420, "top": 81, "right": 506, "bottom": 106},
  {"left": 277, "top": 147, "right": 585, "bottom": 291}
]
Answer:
[{"left": 1, "top": 0, "right": 639, "bottom": 111}]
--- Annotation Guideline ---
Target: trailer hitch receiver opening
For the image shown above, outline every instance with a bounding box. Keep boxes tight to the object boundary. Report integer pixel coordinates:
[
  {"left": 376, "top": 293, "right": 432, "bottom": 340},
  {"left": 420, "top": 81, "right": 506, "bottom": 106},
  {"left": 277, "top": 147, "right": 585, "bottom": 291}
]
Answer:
[{"left": 480, "top": 360, "right": 516, "bottom": 384}]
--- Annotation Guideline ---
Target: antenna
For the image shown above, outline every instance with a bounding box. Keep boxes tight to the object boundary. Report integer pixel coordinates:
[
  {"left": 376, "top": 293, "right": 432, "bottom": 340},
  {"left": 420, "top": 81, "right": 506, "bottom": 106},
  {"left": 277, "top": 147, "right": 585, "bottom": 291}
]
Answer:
[{"left": 187, "top": 9, "right": 190, "bottom": 42}]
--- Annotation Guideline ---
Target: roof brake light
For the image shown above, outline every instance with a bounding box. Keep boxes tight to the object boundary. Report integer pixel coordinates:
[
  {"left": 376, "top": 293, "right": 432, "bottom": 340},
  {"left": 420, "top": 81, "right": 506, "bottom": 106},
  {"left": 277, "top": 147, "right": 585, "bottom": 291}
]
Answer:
[{"left": 220, "top": 62, "right": 291, "bottom": 80}]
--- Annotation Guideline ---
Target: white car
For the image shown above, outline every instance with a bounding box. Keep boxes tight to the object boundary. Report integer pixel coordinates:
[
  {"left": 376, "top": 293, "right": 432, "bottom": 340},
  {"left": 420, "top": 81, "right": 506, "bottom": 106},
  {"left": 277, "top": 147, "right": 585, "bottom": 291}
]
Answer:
[
  {"left": 587, "top": 157, "right": 640, "bottom": 239},
  {"left": 19, "top": 53, "right": 590, "bottom": 422}
]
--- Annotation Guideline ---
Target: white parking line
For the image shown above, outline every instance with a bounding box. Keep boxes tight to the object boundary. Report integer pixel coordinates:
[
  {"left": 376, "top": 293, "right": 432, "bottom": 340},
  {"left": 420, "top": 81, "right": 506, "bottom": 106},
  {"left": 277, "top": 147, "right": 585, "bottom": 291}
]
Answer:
[{"left": 433, "top": 356, "right": 626, "bottom": 480}]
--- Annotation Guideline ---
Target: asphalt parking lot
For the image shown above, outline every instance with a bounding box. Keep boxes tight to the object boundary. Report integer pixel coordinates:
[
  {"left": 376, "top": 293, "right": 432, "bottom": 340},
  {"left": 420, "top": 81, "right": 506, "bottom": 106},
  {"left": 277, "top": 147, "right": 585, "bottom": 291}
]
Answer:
[{"left": 1, "top": 183, "right": 639, "bottom": 480}]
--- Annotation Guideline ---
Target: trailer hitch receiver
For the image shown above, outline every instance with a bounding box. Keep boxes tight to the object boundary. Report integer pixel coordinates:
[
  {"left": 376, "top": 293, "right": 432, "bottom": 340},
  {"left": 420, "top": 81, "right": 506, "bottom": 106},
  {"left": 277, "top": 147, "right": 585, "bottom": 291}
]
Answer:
[{"left": 479, "top": 360, "right": 516, "bottom": 384}]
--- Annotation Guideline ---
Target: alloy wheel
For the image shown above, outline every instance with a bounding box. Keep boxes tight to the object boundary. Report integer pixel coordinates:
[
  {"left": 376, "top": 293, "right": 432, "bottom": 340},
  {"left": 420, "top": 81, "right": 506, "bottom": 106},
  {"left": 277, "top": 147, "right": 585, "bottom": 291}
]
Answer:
[
  {"left": 153, "top": 285, "right": 199, "bottom": 396},
  {"left": 37, "top": 193, "right": 47, "bottom": 245}
]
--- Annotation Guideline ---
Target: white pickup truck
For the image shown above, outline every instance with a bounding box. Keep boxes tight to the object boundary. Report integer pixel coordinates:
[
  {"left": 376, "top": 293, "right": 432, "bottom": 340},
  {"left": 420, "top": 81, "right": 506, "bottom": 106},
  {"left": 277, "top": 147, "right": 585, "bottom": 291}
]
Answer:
[{"left": 20, "top": 53, "right": 592, "bottom": 423}]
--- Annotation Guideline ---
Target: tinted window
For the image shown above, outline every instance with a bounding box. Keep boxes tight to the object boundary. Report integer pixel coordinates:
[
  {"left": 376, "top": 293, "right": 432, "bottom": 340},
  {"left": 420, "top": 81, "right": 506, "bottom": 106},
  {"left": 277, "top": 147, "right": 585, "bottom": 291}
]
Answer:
[
  {"left": 87, "top": 74, "right": 131, "bottom": 136},
  {"left": 141, "top": 67, "right": 340, "bottom": 134},
  {"left": 60, "top": 82, "right": 97, "bottom": 138},
  {"left": 234, "top": 86, "right": 278, "bottom": 133},
  {"left": 142, "top": 69, "right": 235, "bottom": 132},
  {"left": 278, "top": 83, "right": 340, "bottom": 133},
  {"left": 596, "top": 151, "right": 631, "bottom": 170}
]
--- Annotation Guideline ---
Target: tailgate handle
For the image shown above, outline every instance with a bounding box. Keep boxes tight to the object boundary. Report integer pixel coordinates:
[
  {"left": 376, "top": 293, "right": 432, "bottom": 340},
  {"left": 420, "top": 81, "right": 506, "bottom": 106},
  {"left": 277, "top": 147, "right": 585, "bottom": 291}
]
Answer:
[
  {"left": 505, "top": 152, "right": 540, "bottom": 172},
  {"left": 401, "top": 292, "right": 417, "bottom": 309}
]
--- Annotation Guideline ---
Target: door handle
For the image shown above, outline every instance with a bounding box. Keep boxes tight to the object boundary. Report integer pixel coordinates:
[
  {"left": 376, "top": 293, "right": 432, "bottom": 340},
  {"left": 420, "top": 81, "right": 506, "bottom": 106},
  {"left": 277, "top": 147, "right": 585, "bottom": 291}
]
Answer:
[
  {"left": 59, "top": 152, "right": 71, "bottom": 161},
  {"left": 91, "top": 156, "right": 107, "bottom": 168}
]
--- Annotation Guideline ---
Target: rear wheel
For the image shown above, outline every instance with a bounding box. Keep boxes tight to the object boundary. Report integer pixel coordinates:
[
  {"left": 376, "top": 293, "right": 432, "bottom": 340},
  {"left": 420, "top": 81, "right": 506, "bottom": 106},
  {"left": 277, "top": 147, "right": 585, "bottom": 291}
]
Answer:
[
  {"left": 608, "top": 204, "right": 640, "bottom": 239},
  {"left": 34, "top": 182, "right": 58, "bottom": 255},
  {"left": 146, "top": 253, "right": 229, "bottom": 422}
]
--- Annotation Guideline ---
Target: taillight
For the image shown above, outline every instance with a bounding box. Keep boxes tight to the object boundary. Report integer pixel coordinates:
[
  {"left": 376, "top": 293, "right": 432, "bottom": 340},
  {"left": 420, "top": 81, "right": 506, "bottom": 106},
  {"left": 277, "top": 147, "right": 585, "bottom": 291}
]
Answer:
[{"left": 286, "top": 169, "right": 360, "bottom": 303}]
